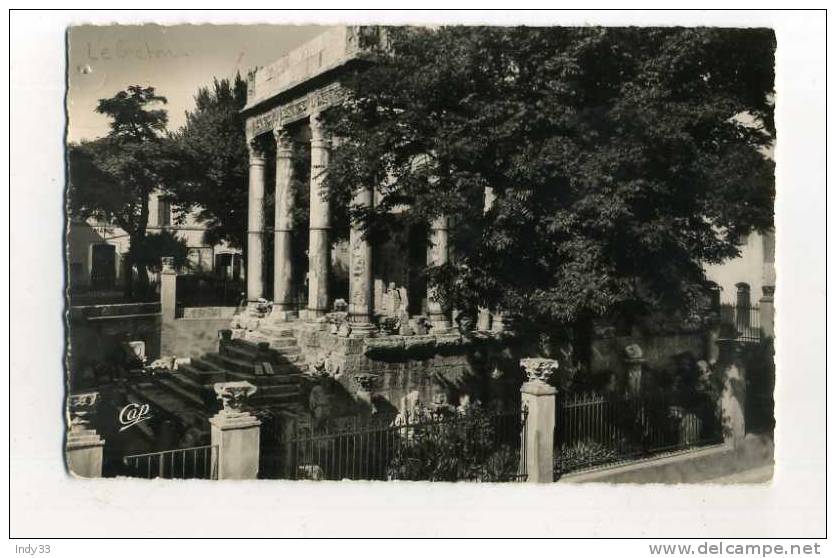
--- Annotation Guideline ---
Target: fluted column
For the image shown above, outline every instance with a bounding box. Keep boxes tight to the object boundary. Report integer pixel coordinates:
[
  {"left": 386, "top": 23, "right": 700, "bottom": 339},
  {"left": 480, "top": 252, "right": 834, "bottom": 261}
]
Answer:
[
  {"left": 427, "top": 215, "right": 451, "bottom": 333},
  {"left": 308, "top": 113, "right": 331, "bottom": 318},
  {"left": 246, "top": 141, "right": 266, "bottom": 303},
  {"left": 272, "top": 127, "right": 296, "bottom": 319},
  {"left": 349, "top": 185, "right": 375, "bottom": 337}
]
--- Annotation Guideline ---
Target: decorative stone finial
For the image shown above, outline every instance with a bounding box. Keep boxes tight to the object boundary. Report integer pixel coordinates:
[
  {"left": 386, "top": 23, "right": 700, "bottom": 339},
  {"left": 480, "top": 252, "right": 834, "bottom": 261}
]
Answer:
[
  {"left": 68, "top": 392, "right": 99, "bottom": 430},
  {"left": 623, "top": 343, "right": 645, "bottom": 363},
  {"left": 214, "top": 381, "right": 257, "bottom": 413},
  {"left": 520, "top": 358, "right": 559, "bottom": 384},
  {"left": 160, "top": 256, "right": 175, "bottom": 274}
]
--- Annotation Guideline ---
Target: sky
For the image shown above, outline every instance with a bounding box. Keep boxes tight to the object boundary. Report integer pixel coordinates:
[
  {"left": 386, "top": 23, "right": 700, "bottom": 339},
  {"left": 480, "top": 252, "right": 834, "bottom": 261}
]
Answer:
[{"left": 67, "top": 24, "right": 330, "bottom": 142}]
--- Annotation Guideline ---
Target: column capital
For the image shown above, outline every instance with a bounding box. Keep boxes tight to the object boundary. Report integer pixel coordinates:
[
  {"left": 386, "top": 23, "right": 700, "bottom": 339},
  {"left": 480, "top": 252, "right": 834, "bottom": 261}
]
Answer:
[
  {"left": 248, "top": 140, "right": 267, "bottom": 163},
  {"left": 310, "top": 112, "right": 331, "bottom": 147},
  {"left": 273, "top": 126, "right": 294, "bottom": 156}
]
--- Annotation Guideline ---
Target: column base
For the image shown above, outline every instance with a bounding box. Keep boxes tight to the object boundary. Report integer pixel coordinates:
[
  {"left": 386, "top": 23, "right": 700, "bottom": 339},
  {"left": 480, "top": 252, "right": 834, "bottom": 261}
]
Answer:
[
  {"left": 429, "top": 318, "right": 452, "bottom": 335},
  {"left": 349, "top": 322, "right": 377, "bottom": 338},
  {"left": 269, "top": 308, "right": 298, "bottom": 322}
]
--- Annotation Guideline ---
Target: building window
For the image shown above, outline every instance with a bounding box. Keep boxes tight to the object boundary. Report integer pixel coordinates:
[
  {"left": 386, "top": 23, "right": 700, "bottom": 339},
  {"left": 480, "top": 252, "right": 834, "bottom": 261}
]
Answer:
[{"left": 157, "top": 198, "right": 171, "bottom": 227}]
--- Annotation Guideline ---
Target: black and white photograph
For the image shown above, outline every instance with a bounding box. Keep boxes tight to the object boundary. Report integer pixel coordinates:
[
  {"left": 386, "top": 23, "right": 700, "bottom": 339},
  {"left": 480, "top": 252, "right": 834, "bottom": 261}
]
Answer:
[
  {"left": 9, "top": 8, "right": 827, "bottom": 542},
  {"left": 64, "top": 21, "right": 777, "bottom": 484}
]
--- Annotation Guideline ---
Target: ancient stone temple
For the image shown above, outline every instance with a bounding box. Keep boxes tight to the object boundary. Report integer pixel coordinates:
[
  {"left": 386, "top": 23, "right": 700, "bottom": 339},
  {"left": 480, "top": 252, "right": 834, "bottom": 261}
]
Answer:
[{"left": 229, "top": 26, "right": 515, "bottom": 413}]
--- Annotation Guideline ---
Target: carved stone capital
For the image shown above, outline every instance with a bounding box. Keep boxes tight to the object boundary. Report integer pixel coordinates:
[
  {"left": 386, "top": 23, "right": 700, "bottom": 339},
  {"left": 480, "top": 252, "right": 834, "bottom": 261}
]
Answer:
[
  {"left": 273, "top": 126, "right": 294, "bottom": 155},
  {"left": 520, "top": 358, "right": 559, "bottom": 384},
  {"left": 309, "top": 112, "right": 330, "bottom": 146},
  {"left": 214, "top": 381, "right": 257, "bottom": 413},
  {"left": 623, "top": 343, "right": 645, "bottom": 364},
  {"left": 160, "top": 256, "right": 176, "bottom": 274},
  {"left": 68, "top": 392, "right": 100, "bottom": 431},
  {"left": 247, "top": 140, "right": 267, "bottom": 163}
]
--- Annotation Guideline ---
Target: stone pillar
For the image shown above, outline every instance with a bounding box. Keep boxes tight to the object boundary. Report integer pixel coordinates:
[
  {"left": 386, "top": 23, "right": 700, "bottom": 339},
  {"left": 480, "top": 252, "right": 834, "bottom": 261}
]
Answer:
[
  {"left": 520, "top": 358, "right": 558, "bottom": 483},
  {"left": 622, "top": 344, "right": 645, "bottom": 397},
  {"left": 348, "top": 185, "right": 375, "bottom": 337},
  {"left": 66, "top": 392, "right": 104, "bottom": 478},
  {"left": 760, "top": 285, "right": 775, "bottom": 339},
  {"left": 427, "top": 216, "right": 451, "bottom": 333},
  {"left": 160, "top": 256, "right": 176, "bottom": 323},
  {"left": 210, "top": 382, "right": 261, "bottom": 480},
  {"left": 272, "top": 127, "right": 296, "bottom": 320},
  {"left": 477, "top": 186, "right": 495, "bottom": 332},
  {"left": 307, "top": 114, "right": 331, "bottom": 318},
  {"left": 246, "top": 141, "right": 267, "bottom": 303},
  {"left": 716, "top": 338, "right": 746, "bottom": 448}
]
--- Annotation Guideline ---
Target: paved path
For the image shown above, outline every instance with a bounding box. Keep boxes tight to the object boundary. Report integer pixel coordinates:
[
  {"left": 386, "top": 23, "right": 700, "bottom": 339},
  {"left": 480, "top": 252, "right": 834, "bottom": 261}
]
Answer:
[{"left": 703, "top": 464, "right": 774, "bottom": 484}]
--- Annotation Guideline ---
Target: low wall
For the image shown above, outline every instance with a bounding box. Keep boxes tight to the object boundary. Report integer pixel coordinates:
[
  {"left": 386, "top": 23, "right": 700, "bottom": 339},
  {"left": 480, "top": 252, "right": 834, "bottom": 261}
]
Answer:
[
  {"left": 296, "top": 328, "right": 525, "bottom": 413},
  {"left": 561, "top": 434, "right": 773, "bottom": 484},
  {"left": 161, "top": 317, "right": 232, "bottom": 358}
]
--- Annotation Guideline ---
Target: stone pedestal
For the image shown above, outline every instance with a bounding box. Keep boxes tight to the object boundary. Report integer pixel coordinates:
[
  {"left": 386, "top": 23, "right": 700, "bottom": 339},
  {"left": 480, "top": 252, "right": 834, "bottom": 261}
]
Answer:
[
  {"left": 272, "top": 127, "right": 297, "bottom": 317},
  {"left": 520, "top": 358, "right": 558, "bottom": 483},
  {"left": 160, "top": 257, "right": 177, "bottom": 323},
  {"left": 246, "top": 142, "right": 267, "bottom": 302},
  {"left": 717, "top": 338, "right": 746, "bottom": 448},
  {"left": 427, "top": 216, "right": 451, "bottom": 333},
  {"left": 476, "top": 307, "right": 492, "bottom": 331},
  {"left": 491, "top": 312, "right": 509, "bottom": 334},
  {"left": 760, "top": 285, "right": 775, "bottom": 339},
  {"left": 66, "top": 392, "right": 104, "bottom": 478},
  {"left": 622, "top": 344, "right": 645, "bottom": 396},
  {"left": 348, "top": 185, "right": 374, "bottom": 336},
  {"left": 308, "top": 114, "right": 331, "bottom": 318},
  {"left": 210, "top": 382, "right": 261, "bottom": 480}
]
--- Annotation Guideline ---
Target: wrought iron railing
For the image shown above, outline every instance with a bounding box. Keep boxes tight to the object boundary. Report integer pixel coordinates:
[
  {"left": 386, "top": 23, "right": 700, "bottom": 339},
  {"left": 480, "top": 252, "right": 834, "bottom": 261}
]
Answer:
[
  {"left": 122, "top": 445, "right": 218, "bottom": 480},
  {"left": 719, "top": 303, "right": 761, "bottom": 343},
  {"left": 554, "top": 392, "right": 722, "bottom": 476},
  {"left": 260, "top": 407, "right": 528, "bottom": 482}
]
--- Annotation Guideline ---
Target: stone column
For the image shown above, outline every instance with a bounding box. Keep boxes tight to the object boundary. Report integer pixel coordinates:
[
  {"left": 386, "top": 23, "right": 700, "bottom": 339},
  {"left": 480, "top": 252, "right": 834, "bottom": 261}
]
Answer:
[
  {"left": 349, "top": 186, "right": 376, "bottom": 337},
  {"left": 307, "top": 113, "right": 331, "bottom": 318},
  {"left": 760, "top": 285, "right": 775, "bottom": 339},
  {"left": 210, "top": 382, "right": 261, "bottom": 480},
  {"left": 716, "top": 338, "right": 746, "bottom": 448},
  {"left": 477, "top": 186, "right": 495, "bottom": 331},
  {"left": 520, "top": 358, "right": 558, "bottom": 483},
  {"left": 66, "top": 392, "right": 104, "bottom": 478},
  {"left": 272, "top": 127, "right": 296, "bottom": 320},
  {"left": 159, "top": 256, "right": 176, "bottom": 323},
  {"left": 246, "top": 141, "right": 267, "bottom": 303},
  {"left": 427, "top": 216, "right": 451, "bottom": 333}
]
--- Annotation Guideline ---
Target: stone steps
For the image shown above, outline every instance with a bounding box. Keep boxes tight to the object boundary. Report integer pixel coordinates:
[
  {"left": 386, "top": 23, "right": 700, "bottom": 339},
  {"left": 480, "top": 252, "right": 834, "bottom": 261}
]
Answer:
[{"left": 147, "top": 323, "right": 310, "bottom": 424}]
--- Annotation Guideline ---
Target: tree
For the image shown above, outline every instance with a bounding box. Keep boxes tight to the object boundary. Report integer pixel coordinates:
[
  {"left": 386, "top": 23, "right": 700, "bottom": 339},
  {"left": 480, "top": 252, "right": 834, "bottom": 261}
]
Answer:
[
  {"left": 324, "top": 27, "right": 775, "bottom": 346},
  {"left": 167, "top": 75, "right": 250, "bottom": 248},
  {"left": 67, "top": 85, "right": 175, "bottom": 297}
]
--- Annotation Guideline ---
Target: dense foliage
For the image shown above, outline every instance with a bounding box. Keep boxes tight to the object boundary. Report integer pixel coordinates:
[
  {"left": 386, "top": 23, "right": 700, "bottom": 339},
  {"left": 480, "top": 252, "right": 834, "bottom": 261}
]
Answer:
[
  {"left": 68, "top": 86, "right": 177, "bottom": 297},
  {"left": 166, "top": 75, "right": 250, "bottom": 248},
  {"left": 324, "top": 27, "right": 775, "bottom": 336}
]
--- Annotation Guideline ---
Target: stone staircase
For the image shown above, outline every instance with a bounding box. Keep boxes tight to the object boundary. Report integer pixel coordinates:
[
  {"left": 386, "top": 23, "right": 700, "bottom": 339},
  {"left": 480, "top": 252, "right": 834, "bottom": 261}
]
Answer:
[{"left": 132, "top": 324, "right": 311, "bottom": 431}]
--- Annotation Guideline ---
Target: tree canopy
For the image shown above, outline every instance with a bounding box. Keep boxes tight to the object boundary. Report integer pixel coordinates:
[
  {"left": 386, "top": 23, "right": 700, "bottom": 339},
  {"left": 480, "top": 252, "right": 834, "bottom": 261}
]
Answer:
[
  {"left": 166, "top": 75, "right": 251, "bottom": 247},
  {"left": 324, "top": 26, "right": 775, "bottom": 333},
  {"left": 68, "top": 85, "right": 176, "bottom": 296}
]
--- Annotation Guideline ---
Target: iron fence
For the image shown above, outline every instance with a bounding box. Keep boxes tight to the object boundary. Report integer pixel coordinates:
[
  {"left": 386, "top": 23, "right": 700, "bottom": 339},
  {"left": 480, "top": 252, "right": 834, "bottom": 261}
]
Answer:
[
  {"left": 261, "top": 407, "right": 528, "bottom": 482},
  {"left": 719, "top": 303, "right": 761, "bottom": 343},
  {"left": 122, "top": 445, "right": 218, "bottom": 479},
  {"left": 554, "top": 392, "right": 722, "bottom": 476}
]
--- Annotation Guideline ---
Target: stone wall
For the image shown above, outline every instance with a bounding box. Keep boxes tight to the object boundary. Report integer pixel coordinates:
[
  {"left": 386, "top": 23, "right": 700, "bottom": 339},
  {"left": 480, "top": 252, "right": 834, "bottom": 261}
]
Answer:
[
  {"left": 296, "top": 328, "right": 525, "bottom": 414},
  {"left": 161, "top": 317, "right": 232, "bottom": 358}
]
